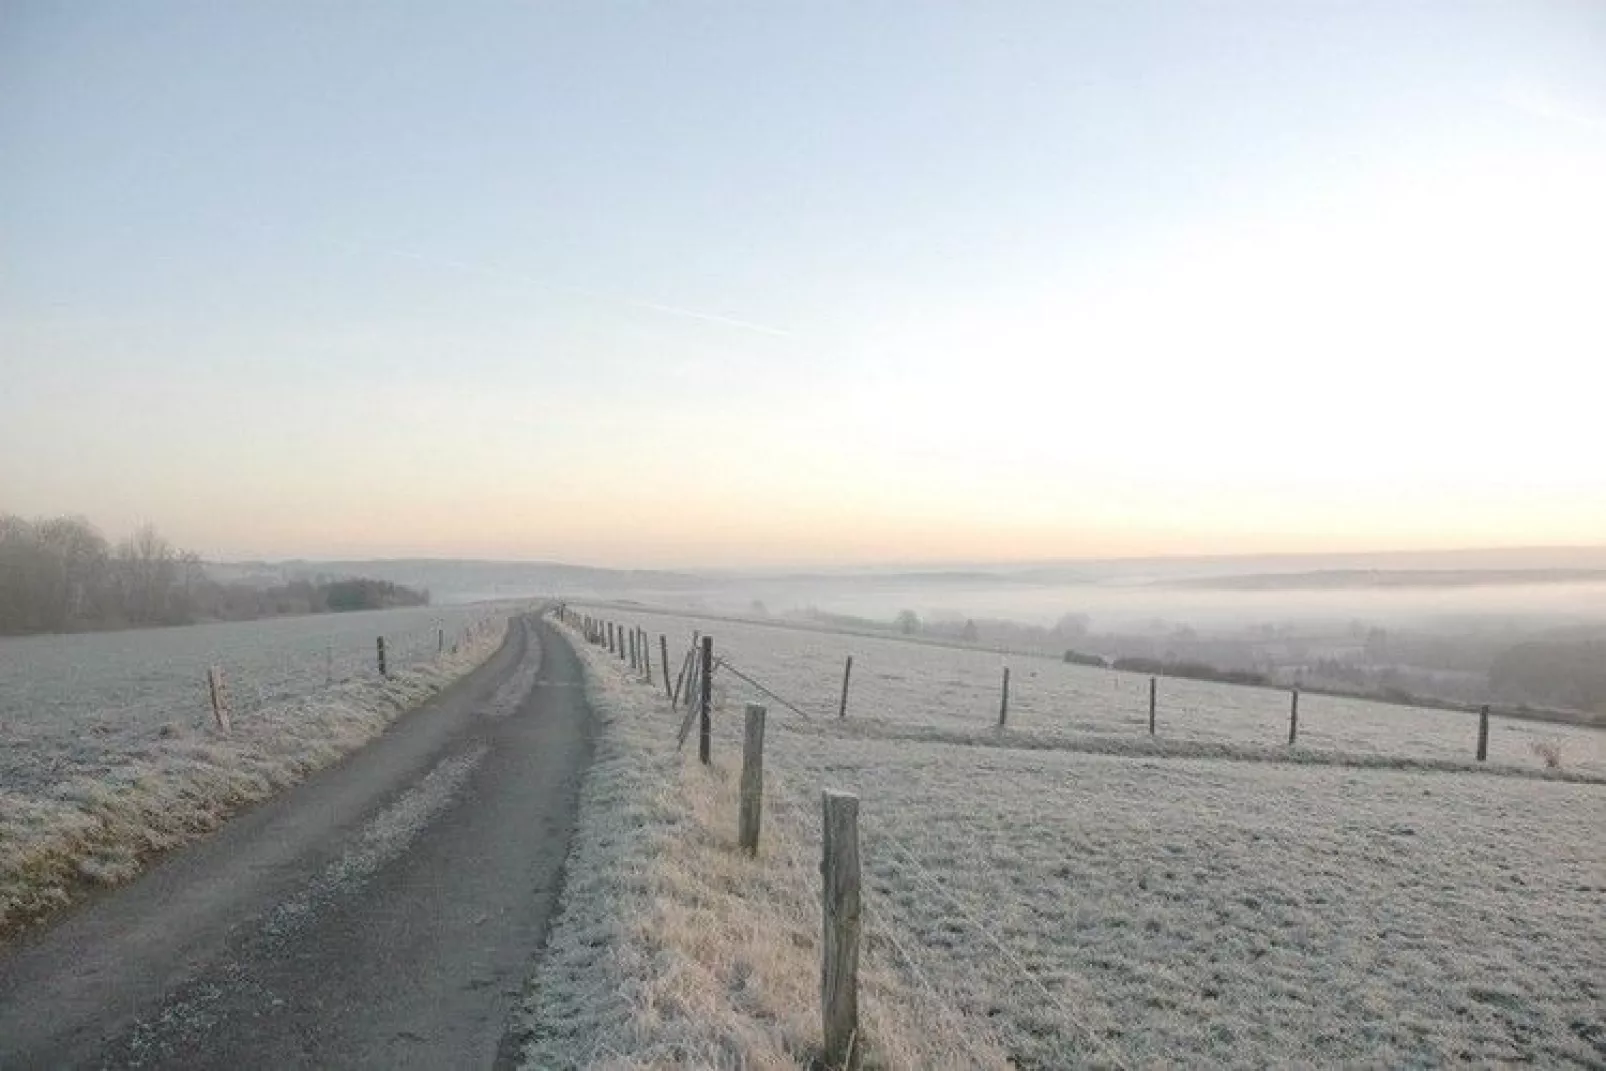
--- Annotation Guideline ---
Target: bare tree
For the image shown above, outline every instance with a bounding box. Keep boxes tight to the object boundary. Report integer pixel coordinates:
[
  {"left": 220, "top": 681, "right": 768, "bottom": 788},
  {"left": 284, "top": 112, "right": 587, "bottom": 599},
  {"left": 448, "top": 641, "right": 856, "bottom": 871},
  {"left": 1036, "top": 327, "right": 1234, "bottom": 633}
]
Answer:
[
  {"left": 115, "top": 523, "right": 179, "bottom": 625},
  {"left": 37, "top": 515, "right": 110, "bottom": 626}
]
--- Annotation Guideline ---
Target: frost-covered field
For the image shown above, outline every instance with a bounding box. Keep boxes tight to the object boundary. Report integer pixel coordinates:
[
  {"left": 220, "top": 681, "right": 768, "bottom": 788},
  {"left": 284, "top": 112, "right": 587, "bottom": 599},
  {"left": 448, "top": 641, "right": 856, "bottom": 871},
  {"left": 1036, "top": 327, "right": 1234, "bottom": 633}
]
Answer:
[
  {"left": 0, "top": 608, "right": 514, "bottom": 936},
  {"left": 0, "top": 604, "right": 505, "bottom": 795},
  {"left": 555, "top": 604, "right": 1606, "bottom": 1067},
  {"left": 766, "top": 735, "right": 1605, "bottom": 1066},
  {"left": 585, "top": 604, "right": 1605, "bottom": 777}
]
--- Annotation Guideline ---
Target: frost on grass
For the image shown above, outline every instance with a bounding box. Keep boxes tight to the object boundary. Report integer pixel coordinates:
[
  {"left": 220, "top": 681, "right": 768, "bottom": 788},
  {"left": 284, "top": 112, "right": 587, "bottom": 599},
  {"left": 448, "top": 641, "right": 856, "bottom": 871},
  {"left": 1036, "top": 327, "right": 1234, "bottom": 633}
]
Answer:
[
  {"left": 0, "top": 603, "right": 506, "bottom": 796},
  {"left": 0, "top": 620, "right": 508, "bottom": 939},
  {"left": 549, "top": 605, "right": 1606, "bottom": 1068},
  {"left": 767, "top": 736, "right": 1606, "bottom": 1067},
  {"left": 566, "top": 603, "right": 1606, "bottom": 777},
  {"left": 519, "top": 621, "right": 1010, "bottom": 1070}
]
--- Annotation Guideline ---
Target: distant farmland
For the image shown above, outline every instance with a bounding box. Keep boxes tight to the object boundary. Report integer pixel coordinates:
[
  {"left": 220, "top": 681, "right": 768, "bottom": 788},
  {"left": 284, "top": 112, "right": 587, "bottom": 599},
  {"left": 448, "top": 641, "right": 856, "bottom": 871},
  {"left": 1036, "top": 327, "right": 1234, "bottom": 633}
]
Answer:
[{"left": 580, "top": 602, "right": 1604, "bottom": 776}]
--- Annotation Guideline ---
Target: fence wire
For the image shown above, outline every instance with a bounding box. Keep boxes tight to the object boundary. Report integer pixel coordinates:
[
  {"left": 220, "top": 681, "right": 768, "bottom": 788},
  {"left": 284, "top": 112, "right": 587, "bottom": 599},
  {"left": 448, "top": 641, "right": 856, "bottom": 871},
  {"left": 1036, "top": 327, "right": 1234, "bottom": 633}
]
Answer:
[{"left": 569, "top": 608, "right": 1138, "bottom": 1067}]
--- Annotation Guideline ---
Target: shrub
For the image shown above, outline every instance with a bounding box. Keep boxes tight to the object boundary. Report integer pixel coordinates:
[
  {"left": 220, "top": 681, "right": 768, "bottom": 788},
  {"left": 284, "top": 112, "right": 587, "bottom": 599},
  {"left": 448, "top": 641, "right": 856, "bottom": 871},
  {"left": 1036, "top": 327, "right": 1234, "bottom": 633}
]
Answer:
[{"left": 1530, "top": 740, "right": 1564, "bottom": 769}]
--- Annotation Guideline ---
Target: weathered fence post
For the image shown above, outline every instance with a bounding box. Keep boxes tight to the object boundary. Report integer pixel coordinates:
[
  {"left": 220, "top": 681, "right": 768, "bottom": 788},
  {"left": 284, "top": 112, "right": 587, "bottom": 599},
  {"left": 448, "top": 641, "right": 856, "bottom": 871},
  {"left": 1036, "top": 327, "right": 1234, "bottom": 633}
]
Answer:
[
  {"left": 325, "top": 645, "right": 333, "bottom": 685},
  {"left": 739, "top": 704, "right": 767, "bottom": 855},
  {"left": 673, "top": 646, "right": 693, "bottom": 709},
  {"left": 607, "top": 622, "right": 616, "bottom": 654},
  {"left": 1477, "top": 704, "right": 1490, "bottom": 762},
  {"left": 438, "top": 627, "right": 444, "bottom": 655},
  {"left": 839, "top": 655, "right": 853, "bottom": 718},
  {"left": 1148, "top": 676, "right": 1157, "bottom": 734},
  {"left": 640, "top": 628, "right": 651, "bottom": 678},
  {"left": 699, "top": 635, "right": 714, "bottom": 765},
  {"left": 618, "top": 624, "right": 627, "bottom": 662},
  {"left": 206, "top": 666, "right": 231, "bottom": 731},
  {"left": 629, "top": 628, "right": 638, "bottom": 670},
  {"left": 821, "top": 790, "right": 862, "bottom": 1071},
  {"left": 660, "top": 634, "right": 673, "bottom": 698},
  {"left": 1288, "top": 687, "right": 1300, "bottom": 745},
  {"left": 998, "top": 666, "right": 1011, "bottom": 728},
  {"left": 377, "top": 636, "right": 388, "bottom": 678}
]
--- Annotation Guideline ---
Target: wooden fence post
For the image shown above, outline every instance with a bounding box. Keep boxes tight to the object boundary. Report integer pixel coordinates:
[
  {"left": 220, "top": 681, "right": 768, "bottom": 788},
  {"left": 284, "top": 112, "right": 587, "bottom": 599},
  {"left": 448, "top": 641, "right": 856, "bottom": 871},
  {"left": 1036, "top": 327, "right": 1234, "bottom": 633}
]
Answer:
[
  {"left": 618, "top": 624, "right": 627, "bottom": 662},
  {"left": 821, "top": 790, "right": 862, "bottom": 1071},
  {"left": 640, "top": 628, "right": 651, "bottom": 678},
  {"left": 660, "top": 634, "right": 673, "bottom": 698},
  {"left": 740, "top": 704, "right": 767, "bottom": 855},
  {"left": 839, "top": 656, "right": 853, "bottom": 719},
  {"left": 607, "top": 622, "right": 615, "bottom": 654},
  {"left": 699, "top": 636, "right": 713, "bottom": 765},
  {"left": 1477, "top": 704, "right": 1490, "bottom": 761},
  {"left": 998, "top": 666, "right": 1011, "bottom": 728},
  {"left": 1288, "top": 687, "right": 1300, "bottom": 745},
  {"left": 673, "top": 646, "right": 693, "bottom": 709},
  {"left": 629, "top": 628, "right": 638, "bottom": 670},
  {"left": 377, "top": 636, "right": 388, "bottom": 678},
  {"left": 206, "top": 666, "right": 231, "bottom": 731},
  {"left": 1148, "top": 676, "right": 1157, "bottom": 735}
]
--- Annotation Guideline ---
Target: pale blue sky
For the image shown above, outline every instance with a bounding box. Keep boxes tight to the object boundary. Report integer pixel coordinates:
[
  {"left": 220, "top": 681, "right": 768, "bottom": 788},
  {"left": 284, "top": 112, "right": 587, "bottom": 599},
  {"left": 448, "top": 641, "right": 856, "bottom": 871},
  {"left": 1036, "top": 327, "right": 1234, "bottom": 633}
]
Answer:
[{"left": 3, "top": 2, "right": 1603, "bottom": 566}]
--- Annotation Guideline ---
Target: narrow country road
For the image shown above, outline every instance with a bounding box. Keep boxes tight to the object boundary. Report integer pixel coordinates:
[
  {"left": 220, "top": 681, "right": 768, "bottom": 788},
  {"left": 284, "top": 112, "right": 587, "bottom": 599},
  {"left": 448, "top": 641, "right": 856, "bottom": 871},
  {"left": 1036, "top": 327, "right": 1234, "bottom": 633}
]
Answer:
[{"left": 0, "top": 613, "right": 593, "bottom": 1070}]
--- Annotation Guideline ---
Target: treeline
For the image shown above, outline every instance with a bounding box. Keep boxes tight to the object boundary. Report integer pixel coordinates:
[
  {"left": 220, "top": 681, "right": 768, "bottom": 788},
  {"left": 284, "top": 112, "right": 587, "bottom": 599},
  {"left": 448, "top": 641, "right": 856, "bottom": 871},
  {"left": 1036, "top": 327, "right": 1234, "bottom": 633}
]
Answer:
[
  {"left": 1108, "top": 656, "right": 1269, "bottom": 688},
  {"left": 0, "top": 514, "right": 426, "bottom": 636}
]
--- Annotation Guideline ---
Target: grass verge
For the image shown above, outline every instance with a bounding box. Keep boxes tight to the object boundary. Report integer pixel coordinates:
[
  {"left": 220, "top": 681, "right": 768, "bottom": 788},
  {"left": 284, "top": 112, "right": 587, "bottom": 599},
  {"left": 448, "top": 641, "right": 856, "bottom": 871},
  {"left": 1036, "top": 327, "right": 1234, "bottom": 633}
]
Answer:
[{"left": 518, "top": 619, "right": 1009, "bottom": 1069}]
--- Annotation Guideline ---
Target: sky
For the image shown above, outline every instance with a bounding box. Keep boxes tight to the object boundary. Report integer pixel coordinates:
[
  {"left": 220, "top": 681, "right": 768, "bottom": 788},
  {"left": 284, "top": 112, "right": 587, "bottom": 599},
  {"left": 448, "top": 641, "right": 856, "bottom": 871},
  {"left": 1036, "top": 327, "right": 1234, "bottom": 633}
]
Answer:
[{"left": 3, "top": 2, "right": 1604, "bottom": 568}]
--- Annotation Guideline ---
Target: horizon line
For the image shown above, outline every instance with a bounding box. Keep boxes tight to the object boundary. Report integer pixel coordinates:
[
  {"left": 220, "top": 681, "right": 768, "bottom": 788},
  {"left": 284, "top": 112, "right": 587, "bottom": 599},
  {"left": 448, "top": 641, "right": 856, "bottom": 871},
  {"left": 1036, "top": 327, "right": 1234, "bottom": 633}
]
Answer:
[{"left": 207, "top": 541, "right": 1606, "bottom": 574}]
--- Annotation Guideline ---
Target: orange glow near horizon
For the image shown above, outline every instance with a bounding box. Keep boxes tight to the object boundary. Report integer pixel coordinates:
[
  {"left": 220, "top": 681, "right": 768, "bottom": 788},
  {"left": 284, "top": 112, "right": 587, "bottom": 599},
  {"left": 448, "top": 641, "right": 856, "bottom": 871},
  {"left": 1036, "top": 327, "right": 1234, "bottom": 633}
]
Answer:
[{"left": 5, "top": 7, "right": 1603, "bottom": 568}]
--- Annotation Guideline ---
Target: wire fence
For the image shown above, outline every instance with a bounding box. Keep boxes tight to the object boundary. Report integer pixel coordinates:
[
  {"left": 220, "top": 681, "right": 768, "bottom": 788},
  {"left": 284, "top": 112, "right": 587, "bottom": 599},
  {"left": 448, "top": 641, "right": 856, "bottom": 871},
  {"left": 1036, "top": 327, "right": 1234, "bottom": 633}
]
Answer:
[
  {"left": 571, "top": 602, "right": 1605, "bottom": 779},
  {"left": 560, "top": 605, "right": 1139, "bottom": 1067},
  {"left": 713, "top": 646, "right": 1129, "bottom": 1067}
]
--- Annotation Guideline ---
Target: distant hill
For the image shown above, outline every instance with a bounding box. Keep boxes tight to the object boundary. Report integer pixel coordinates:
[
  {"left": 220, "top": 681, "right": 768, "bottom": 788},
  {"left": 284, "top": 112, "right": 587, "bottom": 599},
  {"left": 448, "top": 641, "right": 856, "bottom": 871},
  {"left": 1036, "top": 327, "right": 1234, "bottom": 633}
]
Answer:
[
  {"left": 205, "top": 559, "right": 710, "bottom": 603},
  {"left": 204, "top": 546, "right": 1606, "bottom": 606},
  {"left": 1173, "top": 569, "right": 1606, "bottom": 591}
]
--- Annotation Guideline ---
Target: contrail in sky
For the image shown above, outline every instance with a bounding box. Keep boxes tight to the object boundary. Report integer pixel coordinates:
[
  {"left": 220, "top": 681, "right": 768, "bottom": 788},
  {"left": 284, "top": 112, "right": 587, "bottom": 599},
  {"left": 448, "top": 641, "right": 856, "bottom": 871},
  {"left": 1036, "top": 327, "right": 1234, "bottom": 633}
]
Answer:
[{"left": 368, "top": 243, "right": 796, "bottom": 338}]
